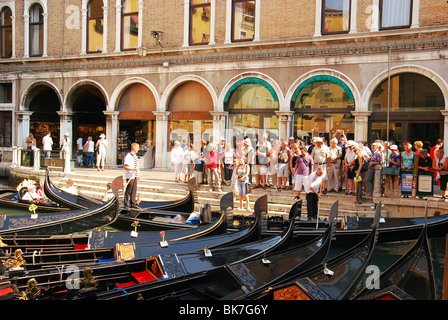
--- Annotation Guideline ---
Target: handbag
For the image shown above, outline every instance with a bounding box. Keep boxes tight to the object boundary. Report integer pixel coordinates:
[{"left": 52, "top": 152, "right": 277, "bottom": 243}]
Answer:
[
  {"left": 83, "top": 143, "right": 89, "bottom": 153},
  {"left": 382, "top": 167, "right": 401, "bottom": 176}
]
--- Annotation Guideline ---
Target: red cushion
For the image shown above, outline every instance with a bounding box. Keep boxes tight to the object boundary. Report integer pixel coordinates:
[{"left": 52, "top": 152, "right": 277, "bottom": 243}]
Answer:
[
  {"left": 115, "top": 281, "right": 136, "bottom": 288},
  {"left": 131, "top": 270, "right": 157, "bottom": 283},
  {"left": 74, "top": 244, "right": 88, "bottom": 250}
]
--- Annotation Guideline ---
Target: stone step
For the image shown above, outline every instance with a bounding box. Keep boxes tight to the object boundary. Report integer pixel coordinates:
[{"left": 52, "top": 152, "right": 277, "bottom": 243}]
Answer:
[{"left": 52, "top": 177, "right": 383, "bottom": 218}]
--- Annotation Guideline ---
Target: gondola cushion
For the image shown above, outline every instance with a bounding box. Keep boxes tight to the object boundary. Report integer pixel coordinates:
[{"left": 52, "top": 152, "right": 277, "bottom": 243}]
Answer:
[{"left": 131, "top": 270, "right": 157, "bottom": 283}]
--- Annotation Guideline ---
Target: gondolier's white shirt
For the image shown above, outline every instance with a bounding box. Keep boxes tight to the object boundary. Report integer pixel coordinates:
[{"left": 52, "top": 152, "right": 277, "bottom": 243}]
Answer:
[{"left": 124, "top": 152, "right": 139, "bottom": 180}]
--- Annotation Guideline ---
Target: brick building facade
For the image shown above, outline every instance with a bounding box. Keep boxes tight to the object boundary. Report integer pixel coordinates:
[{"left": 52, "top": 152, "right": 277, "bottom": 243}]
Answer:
[{"left": 0, "top": 0, "right": 447, "bottom": 170}]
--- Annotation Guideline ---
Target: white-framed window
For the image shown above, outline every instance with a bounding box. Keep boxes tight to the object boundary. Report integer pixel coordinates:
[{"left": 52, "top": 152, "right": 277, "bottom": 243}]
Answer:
[
  {"left": 0, "top": 4, "right": 14, "bottom": 59},
  {"left": 315, "top": 0, "right": 357, "bottom": 36},
  {"left": 379, "top": 0, "right": 412, "bottom": 29},
  {"left": 82, "top": 0, "right": 108, "bottom": 54},
  {"left": 224, "top": 0, "right": 259, "bottom": 43},
  {"left": 183, "top": 0, "right": 215, "bottom": 47},
  {"left": 24, "top": 0, "right": 47, "bottom": 57}
]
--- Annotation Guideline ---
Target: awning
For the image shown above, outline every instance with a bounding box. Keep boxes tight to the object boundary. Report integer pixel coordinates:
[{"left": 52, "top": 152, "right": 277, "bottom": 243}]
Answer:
[
  {"left": 292, "top": 75, "right": 354, "bottom": 102},
  {"left": 224, "top": 77, "right": 279, "bottom": 104}
]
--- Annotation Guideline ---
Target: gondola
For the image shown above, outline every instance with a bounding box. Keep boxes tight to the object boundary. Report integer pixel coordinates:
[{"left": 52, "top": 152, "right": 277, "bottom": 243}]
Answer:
[
  {"left": 352, "top": 201, "right": 436, "bottom": 300},
  {"left": 0, "top": 188, "right": 70, "bottom": 214},
  {"left": 44, "top": 168, "right": 196, "bottom": 214},
  {"left": 0, "top": 177, "right": 121, "bottom": 236},
  {"left": 0, "top": 195, "right": 295, "bottom": 298},
  {"left": 1, "top": 194, "right": 260, "bottom": 270},
  {"left": 85, "top": 201, "right": 338, "bottom": 301},
  {"left": 0, "top": 192, "right": 236, "bottom": 267},
  {"left": 274, "top": 204, "right": 448, "bottom": 244},
  {"left": 254, "top": 201, "right": 382, "bottom": 300}
]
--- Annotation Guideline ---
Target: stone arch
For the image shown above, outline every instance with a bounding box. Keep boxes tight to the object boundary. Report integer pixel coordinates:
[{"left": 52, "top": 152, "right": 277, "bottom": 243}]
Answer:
[
  {"left": 160, "top": 75, "right": 218, "bottom": 112},
  {"left": 285, "top": 68, "right": 361, "bottom": 111},
  {"left": 362, "top": 65, "right": 448, "bottom": 111},
  {"left": 110, "top": 77, "right": 160, "bottom": 113},
  {"left": 219, "top": 71, "right": 285, "bottom": 112}
]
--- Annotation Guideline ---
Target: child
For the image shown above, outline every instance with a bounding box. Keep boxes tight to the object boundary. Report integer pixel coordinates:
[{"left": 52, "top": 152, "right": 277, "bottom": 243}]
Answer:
[{"left": 193, "top": 152, "right": 205, "bottom": 190}]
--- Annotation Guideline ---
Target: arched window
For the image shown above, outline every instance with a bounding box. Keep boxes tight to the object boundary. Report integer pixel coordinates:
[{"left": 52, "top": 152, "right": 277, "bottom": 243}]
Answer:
[
  {"left": 87, "top": 0, "right": 104, "bottom": 53},
  {"left": 29, "top": 3, "right": 43, "bottom": 57},
  {"left": 292, "top": 76, "right": 355, "bottom": 142},
  {"left": 226, "top": 79, "right": 279, "bottom": 145},
  {"left": 0, "top": 6, "right": 12, "bottom": 58},
  {"left": 368, "top": 73, "right": 444, "bottom": 146},
  {"left": 121, "top": 0, "right": 138, "bottom": 51}
]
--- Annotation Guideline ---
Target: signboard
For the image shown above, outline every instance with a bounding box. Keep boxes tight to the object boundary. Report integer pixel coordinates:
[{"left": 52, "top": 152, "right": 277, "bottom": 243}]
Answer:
[
  {"left": 401, "top": 171, "right": 413, "bottom": 195},
  {"left": 417, "top": 170, "right": 434, "bottom": 197}
]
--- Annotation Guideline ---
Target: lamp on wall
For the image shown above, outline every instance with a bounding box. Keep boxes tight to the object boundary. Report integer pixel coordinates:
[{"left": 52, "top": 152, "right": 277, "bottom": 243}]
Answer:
[
  {"left": 136, "top": 46, "right": 147, "bottom": 57},
  {"left": 151, "top": 31, "right": 164, "bottom": 48}
]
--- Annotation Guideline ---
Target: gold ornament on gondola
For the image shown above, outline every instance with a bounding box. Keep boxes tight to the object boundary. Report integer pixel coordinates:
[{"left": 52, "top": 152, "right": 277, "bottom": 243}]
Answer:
[{"left": 28, "top": 203, "right": 38, "bottom": 219}]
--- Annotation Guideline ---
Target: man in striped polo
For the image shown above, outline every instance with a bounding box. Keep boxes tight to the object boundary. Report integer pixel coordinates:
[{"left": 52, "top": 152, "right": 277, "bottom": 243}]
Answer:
[{"left": 124, "top": 142, "right": 140, "bottom": 209}]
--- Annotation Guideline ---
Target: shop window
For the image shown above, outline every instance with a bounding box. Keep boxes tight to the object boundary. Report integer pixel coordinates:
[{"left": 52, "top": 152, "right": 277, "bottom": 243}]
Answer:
[
  {"left": 0, "top": 111, "right": 12, "bottom": 147},
  {"left": 322, "top": 0, "right": 350, "bottom": 34},
  {"left": 121, "top": 0, "right": 139, "bottom": 51},
  {"left": 87, "top": 0, "right": 104, "bottom": 53},
  {"left": 0, "top": 83, "right": 12, "bottom": 103},
  {"left": 190, "top": 0, "right": 211, "bottom": 45},
  {"left": 369, "top": 73, "right": 444, "bottom": 112},
  {"left": 227, "top": 81, "right": 279, "bottom": 146},
  {"left": 0, "top": 6, "right": 12, "bottom": 58},
  {"left": 292, "top": 77, "right": 355, "bottom": 142},
  {"left": 29, "top": 3, "right": 43, "bottom": 57},
  {"left": 380, "top": 0, "right": 412, "bottom": 29},
  {"left": 231, "top": 0, "right": 255, "bottom": 42}
]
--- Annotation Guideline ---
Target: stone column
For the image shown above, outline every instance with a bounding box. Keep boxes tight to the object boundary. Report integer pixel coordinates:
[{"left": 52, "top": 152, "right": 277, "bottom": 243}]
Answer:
[
  {"left": 351, "top": 111, "right": 371, "bottom": 142},
  {"left": 275, "top": 111, "right": 294, "bottom": 142},
  {"left": 210, "top": 111, "right": 228, "bottom": 145},
  {"left": 15, "top": 111, "right": 33, "bottom": 148},
  {"left": 153, "top": 111, "right": 170, "bottom": 170},
  {"left": 441, "top": 111, "right": 448, "bottom": 155},
  {"left": 57, "top": 111, "right": 73, "bottom": 173},
  {"left": 373, "top": 164, "right": 383, "bottom": 198},
  {"left": 104, "top": 111, "right": 120, "bottom": 168}
]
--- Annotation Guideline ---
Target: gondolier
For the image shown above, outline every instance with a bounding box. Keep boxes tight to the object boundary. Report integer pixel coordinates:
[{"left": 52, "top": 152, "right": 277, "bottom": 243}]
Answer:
[{"left": 124, "top": 142, "right": 140, "bottom": 209}]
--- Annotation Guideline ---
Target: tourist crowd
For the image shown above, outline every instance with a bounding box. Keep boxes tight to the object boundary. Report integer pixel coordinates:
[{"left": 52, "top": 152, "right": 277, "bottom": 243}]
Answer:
[{"left": 170, "top": 131, "right": 447, "bottom": 212}]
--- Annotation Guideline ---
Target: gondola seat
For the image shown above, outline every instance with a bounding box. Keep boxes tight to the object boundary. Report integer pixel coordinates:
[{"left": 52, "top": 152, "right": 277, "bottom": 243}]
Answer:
[
  {"left": 115, "top": 281, "right": 137, "bottom": 289},
  {"left": 74, "top": 244, "right": 88, "bottom": 250},
  {"left": 131, "top": 270, "right": 158, "bottom": 283}
]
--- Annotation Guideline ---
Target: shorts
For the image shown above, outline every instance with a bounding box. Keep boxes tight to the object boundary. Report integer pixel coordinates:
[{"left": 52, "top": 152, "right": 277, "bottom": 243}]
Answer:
[
  {"left": 183, "top": 163, "right": 193, "bottom": 175},
  {"left": 193, "top": 170, "right": 202, "bottom": 182},
  {"left": 269, "top": 163, "right": 278, "bottom": 176},
  {"left": 277, "top": 163, "right": 289, "bottom": 178},
  {"left": 293, "top": 174, "right": 309, "bottom": 191},
  {"left": 236, "top": 180, "right": 247, "bottom": 196},
  {"left": 253, "top": 164, "right": 268, "bottom": 175}
]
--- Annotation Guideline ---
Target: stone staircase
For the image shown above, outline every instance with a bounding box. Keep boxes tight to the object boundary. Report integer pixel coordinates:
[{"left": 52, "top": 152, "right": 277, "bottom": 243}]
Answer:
[
  {"left": 48, "top": 172, "right": 384, "bottom": 219},
  {"left": 10, "top": 166, "right": 446, "bottom": 219}
]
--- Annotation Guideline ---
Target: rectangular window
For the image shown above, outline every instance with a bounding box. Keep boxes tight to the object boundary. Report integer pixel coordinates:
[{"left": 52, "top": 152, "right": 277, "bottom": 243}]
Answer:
[
  {"left": 190, "top": 0, "right": 211, "bottom": 45},
  {"left": 1, "top": 7, "right": 12, "bottom": 58},
  {"left": 232, "top": 0, "right": 255, "bottom": 42},
  {"left": 322, "top": 0, "right": 350, "bottom": 34},
  {"left": 0, "top": 83, "right": 12, "bottom": 103},
  {"left": 121, "top": 0, "right": 139, "bottom": 51},
  {"left": 29, "top": 4, "right": 43, "bottom": 57},
  {"left": 0, "top": 111, "right": 12, "bottom": 147},
  {"left": 380, "top": 0, "right": 412, "bottom": 29},
  {"left": 87, "top": 0, "right": 104, "bottom": 53}
]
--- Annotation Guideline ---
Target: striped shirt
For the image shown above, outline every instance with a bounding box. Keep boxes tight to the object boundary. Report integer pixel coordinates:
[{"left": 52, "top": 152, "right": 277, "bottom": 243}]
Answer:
[{"left": 124, "top": 152, "right": 139, "bottom": 179}]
